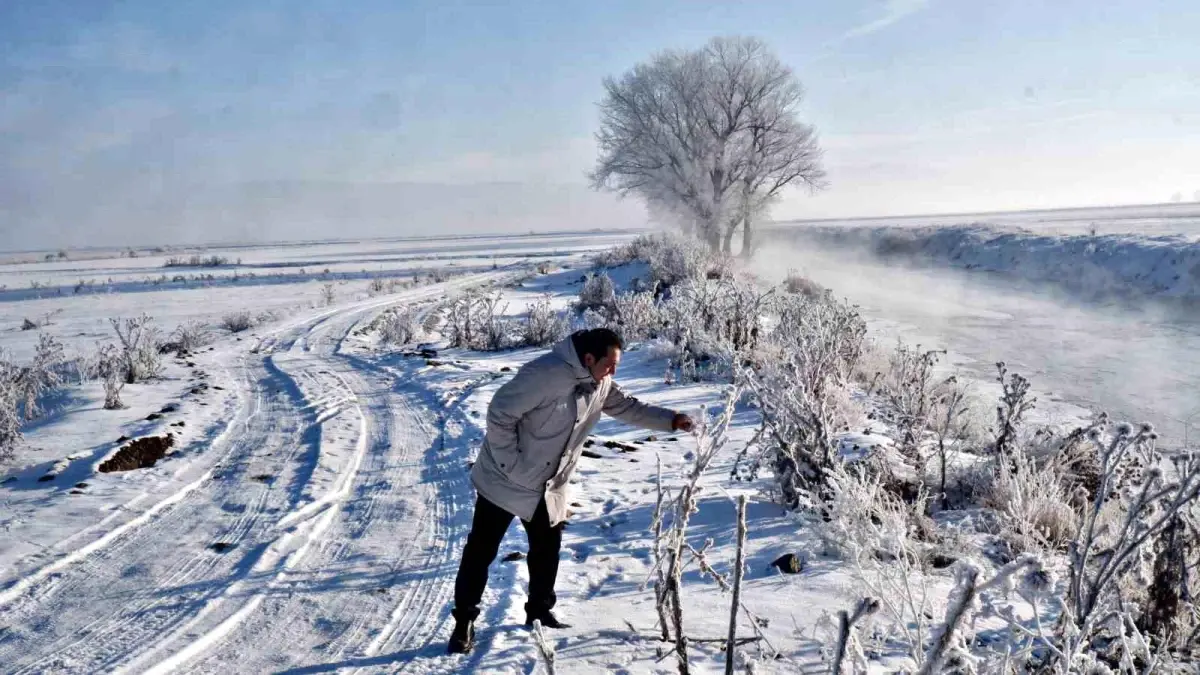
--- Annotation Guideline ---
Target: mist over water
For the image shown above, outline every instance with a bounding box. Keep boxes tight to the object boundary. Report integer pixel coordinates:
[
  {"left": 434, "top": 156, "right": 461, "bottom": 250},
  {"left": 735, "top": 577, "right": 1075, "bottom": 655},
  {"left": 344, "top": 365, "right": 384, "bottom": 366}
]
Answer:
[{"left": 755, "top": 240, "right": 1200, "bottom": 448}]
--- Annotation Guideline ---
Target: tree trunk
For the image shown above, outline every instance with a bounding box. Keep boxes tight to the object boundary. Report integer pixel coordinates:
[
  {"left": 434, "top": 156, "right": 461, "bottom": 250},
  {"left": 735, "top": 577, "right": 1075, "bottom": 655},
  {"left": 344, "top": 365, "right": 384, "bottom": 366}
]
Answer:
[
  {"left": 740, "top": 216, "right": 753, "bottom": 258},
  {"left": 721, "top": 226, "right": 735, "bottom": 254}
]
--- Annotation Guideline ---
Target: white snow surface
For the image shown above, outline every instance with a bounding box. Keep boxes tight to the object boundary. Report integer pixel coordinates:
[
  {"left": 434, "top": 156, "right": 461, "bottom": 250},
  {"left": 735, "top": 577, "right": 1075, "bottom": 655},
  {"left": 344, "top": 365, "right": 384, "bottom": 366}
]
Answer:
[
  {"left": 3, "top": 235, "right": 861, "bottom": 674},
  {"left": 0, "top": 223, "right": 1187, "bottom": 673}
]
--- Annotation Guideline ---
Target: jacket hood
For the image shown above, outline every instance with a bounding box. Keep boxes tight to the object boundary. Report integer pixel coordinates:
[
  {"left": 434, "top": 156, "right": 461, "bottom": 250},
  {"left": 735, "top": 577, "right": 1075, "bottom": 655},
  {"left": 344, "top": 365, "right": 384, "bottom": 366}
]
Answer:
[{"left": 551, "top": 335, "right": 593, "bottom": 384}]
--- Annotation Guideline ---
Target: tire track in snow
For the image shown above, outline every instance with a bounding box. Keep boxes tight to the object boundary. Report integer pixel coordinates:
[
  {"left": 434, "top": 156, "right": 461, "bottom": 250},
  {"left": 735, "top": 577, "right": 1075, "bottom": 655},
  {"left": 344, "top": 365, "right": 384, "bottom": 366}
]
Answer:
[
  {"left": 0, "top": 270, "right": 517, "bottom": 673},
  {"left": 120, "top": 271, "right": 514, "bottom": 672}
]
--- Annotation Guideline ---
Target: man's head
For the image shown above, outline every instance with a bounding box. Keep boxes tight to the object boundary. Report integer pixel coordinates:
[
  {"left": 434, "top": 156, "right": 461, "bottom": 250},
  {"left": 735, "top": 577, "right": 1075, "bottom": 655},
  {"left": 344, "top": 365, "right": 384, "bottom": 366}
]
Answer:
[{"left": 571, "top": 328, "right": 624, "bottom": 383}]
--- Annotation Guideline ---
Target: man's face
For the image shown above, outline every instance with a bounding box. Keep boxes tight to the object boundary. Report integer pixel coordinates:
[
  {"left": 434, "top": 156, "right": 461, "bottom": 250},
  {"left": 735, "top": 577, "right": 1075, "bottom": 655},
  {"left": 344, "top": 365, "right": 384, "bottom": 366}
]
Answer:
[{"left": 583, "top": 346, "right": 621, "bottom": 383}]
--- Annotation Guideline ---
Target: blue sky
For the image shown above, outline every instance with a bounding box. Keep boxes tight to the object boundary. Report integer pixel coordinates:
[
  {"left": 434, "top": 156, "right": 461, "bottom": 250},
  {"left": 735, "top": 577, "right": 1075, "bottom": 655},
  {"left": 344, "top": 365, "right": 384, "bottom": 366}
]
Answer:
[{"left": 2, "top": 0, "right": 1199, "bottom": 247}]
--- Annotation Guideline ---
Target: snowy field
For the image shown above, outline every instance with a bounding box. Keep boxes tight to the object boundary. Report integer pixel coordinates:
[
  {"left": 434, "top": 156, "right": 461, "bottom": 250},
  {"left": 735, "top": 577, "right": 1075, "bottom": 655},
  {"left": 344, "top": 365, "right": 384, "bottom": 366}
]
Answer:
[{"left": 2, "top": 221, "right": 1198, "bottom": 673}]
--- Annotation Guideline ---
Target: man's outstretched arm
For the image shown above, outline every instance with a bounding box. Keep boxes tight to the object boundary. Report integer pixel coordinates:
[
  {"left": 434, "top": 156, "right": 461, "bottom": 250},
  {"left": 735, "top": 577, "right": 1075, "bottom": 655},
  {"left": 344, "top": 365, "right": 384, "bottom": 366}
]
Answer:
[{"left": 602, "top": 381, "right": 694, "bottom": 432}]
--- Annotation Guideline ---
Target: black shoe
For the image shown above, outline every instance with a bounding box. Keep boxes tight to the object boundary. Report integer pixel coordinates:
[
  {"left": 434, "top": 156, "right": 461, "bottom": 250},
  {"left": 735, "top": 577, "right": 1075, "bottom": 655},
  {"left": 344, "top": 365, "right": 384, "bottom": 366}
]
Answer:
[
  {"left": 447, "top": 616, "right": 475, "bottom": 654},
  {"left": 525, "top": 609, "right": 571, "bottom": 629}
]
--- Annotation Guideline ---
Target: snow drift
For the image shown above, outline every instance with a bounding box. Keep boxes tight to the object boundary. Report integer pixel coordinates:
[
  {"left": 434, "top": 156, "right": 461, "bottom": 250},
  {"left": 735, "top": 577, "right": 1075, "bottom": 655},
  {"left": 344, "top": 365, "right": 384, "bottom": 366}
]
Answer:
[{"left": 768, "top": 223, "right": 1200, "bottom": 305}]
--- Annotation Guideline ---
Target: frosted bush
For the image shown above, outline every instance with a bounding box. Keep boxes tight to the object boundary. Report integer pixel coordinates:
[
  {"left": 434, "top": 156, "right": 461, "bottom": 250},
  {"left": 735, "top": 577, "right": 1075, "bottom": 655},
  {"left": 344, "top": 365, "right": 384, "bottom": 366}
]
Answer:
[
  {"left": 221, "top": 311, "right": 254, "bottom": 333},
  {"left": 320, "top": 282, "right": 337, "bottom": 306},
  {"left": 577, "top": 272, "right": 616, "bottom": 314},
  {"left": 110, "top": 314, "right": 163, "bottom": 384},
  {"left": 168, "top": 321, "right": 211, "bottom": 353},
  {"left": 96, "top": 342, "right": 126, "bottom": 410},
  {"left": 16, "top": 334, "right": 65, "bottom": 421},
  {"left": 611, "top": 290, "right": 661, "bottom": 340},
  {"left": 479, "top": 293, "right": 515, "bottom": 351},
  {"left": 879, "top": 344, "right": 944, "bottom": 462},
  {"left": 445, "top": 290, "right": 514, "bottom": 351},
  {"left": 648, "top": 232, "right": 710, "bottom": 285},
  {"left": 783, "top": 269, "right": 828, "bottom": 298},
  {"left": 738, "top": 293, "right": 867, "bottom": 508},
  {"left": 984, "top": 447, "right": 1079, "bottom": 553},
  {"left": 0, "top": 383, "right": 19, "bottom": 462},
  {"left": 376, "top": 307, "right": 420, "bottom": 346},
  {"left": 522, "top": 295, "right": 569, "bottom": 347}
]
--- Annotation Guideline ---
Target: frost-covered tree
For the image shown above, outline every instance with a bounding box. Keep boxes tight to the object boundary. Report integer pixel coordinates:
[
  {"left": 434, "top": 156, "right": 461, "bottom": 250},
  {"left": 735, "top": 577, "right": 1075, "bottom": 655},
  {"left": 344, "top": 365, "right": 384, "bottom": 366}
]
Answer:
[{"left": 591, "top": 36, "right": 824, "bottom": 254}]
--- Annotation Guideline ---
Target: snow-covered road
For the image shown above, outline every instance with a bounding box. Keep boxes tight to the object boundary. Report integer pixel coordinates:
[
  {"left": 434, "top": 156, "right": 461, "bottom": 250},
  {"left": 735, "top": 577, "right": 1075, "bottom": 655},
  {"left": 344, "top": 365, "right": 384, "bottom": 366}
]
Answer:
[
  {"left": 759, "top": 243, "right": 1200, "bottom": 446},
  {"left": 0, "top": 276, "right": 501, "bottom": 673}
]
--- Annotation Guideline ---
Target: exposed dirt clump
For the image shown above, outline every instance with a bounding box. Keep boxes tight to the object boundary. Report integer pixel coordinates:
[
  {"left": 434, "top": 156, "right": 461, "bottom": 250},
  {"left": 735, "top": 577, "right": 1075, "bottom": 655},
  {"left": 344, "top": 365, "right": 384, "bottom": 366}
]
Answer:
[{"left": 99, "top": 434, "right": 175, "bottom": 473}]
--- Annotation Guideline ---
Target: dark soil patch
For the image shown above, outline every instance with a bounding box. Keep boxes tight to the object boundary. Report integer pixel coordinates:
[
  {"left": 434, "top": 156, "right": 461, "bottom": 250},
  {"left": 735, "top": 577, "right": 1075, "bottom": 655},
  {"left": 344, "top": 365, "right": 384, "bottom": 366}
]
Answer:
[
  {"left": 99, "top": 434, "right": 175, "bottom": 473},
  {"left": 250, "top": 474, "right": 273, "bottom": 483},
  {"left": 502, "top": 551, "right": 526, "bottom": 562},
  {"left": 145, "top": 413, "right": 163, "bottom": 421},
  {"left": 210, "top": 542, "right": 237, "bottom": 553},
  {"left": 603, "top": 440, "right": 638, "bottom": 453},
  {"left": 75, "top": 482, "right": 88, "bottom": 488},
  {"left": 160, "top": 403, "right": 180, "bottom": 413},
  {"left": 116, "top": 435, "right": 130, "bottom": 443},
  {"left": 581, "top": 449, "right": 603, "bottom": 459},
  {"left": 37, "top": 474, "right": 56, "bottom": 482},
  {"left": 771, "top": 553, "right": 803, "bottom": 574}
]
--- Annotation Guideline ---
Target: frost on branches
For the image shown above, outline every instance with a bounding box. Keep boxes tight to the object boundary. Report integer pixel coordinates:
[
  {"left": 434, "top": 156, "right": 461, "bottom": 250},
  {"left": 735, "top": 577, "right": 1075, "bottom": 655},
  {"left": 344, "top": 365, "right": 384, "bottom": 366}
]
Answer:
[{"left": 737, "top": 292, "right": 867, "bottom": 508}]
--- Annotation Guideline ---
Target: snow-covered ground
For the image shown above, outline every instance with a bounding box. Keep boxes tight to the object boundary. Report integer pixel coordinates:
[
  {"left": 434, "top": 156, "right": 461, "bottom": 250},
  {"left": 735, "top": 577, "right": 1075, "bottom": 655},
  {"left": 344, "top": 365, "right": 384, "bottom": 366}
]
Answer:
[{"left": 0, "top": 219, "right": 1194, "bottom": 673}]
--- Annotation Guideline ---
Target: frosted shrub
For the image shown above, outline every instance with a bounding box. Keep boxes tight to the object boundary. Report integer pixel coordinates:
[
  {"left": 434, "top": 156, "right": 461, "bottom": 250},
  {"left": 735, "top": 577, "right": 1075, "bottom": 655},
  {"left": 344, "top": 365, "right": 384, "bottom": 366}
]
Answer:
[
  {"left": 376, "top": 307, "right": 420, "bottom": 346},
  {"left": 421, "top": 302, "right": 445, "bottom": 334},
  {"left": 110, "top": 314, "right": 163, "bottom": 384},
  {"left": 445, "top": 290, "right": 514, "bottom": 351},
  {"left": 1049, "top": 422, "right": 1200, "bottom": 670},
  {"left": 880, "top": 344, "right": 944, "bottom": 462},
  {"left": 994, "top": 362, "right": 1035, "bottom": 456},
  {"left": 648, "top": 233, "right": 710, "bottom": 286},
  {"left": 0, "top": 382, "right": 19, "bottom": 462},
  {"left": 827, "top": 468, "right": 939, "bottom": 668},
  {"left": 522, "top": 295, "right": 569, "bottom": 347},
  {"left": 221, "top": 311, "right": 254, "bottom": 333},
  {"left": 366, "top": 277, "right": 386, "bottom": 296},
  {"left": 14, "top": 334, "right": 66, "bottom": 421},
  {"left": 479, "top": 293, "right": 515, "bottom": 351},
  {"left": 738, "top": 293, "right": 867, "bottom": 508},
  {"left": 611, "top": 290, "right": 662, "bottom": 340},
  {"left": 984, "top": 446, "right": 1079, "bottom": 554},
  {"left": 782, "top": 269, "right": 827, "bottom": 298},
  {"left": 320, "top": 282, "right": 337, "bottom": 306},
  {"left": 577, "top": 272, "right": 616, "bottom": 314},
  {"left": 96, "top": 342, "right": 125, "bottom": 409},
  {"left": 168, "top": 321, "right": 211, "bottom": 353},
  {"left": 444, "top": 292, "right": 482, "bottom": 348}
]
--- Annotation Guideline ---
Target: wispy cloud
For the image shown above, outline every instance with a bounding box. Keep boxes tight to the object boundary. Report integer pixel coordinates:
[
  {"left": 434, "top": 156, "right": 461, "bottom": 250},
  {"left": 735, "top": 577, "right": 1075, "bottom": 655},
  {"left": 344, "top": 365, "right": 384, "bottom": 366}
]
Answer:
[{"left": 841, "top": 0, "right": 931, "bottom": 40}]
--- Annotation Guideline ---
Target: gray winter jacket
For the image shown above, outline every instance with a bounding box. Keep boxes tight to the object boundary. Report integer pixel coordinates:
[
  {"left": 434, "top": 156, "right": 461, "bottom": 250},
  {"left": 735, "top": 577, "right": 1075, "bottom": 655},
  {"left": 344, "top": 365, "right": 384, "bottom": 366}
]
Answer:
[{"left": 470, "top": 336, "right": 677, "bottom": 525}]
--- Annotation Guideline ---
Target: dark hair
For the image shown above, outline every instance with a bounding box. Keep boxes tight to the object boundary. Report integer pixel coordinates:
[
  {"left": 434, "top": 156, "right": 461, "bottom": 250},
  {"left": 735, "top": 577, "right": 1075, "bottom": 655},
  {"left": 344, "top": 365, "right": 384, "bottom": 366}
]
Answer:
[{"left": 571, "top": 328, "right": 624, "bottom": 363}]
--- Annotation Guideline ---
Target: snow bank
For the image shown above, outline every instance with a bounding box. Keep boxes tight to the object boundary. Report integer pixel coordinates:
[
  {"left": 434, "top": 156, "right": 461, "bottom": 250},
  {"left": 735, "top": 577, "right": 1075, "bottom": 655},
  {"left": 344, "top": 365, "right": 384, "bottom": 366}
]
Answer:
[{"left": 770, "top": 223, "right": 1200, "bottom": 304}]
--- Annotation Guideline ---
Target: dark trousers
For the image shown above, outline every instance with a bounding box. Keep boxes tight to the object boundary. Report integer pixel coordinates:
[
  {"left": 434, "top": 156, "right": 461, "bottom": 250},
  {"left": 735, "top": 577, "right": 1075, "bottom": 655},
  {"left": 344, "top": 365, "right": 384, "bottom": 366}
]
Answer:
[{"left": 452, "top": 494, "right": 563, "bottom": 621}]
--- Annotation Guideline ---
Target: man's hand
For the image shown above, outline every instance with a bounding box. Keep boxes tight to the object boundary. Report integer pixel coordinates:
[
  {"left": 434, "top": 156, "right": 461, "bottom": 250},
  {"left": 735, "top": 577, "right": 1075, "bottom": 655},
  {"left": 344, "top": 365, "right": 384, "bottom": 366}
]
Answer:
[{"left": 671, "top": 413, "right": 695, "bottom": 433}]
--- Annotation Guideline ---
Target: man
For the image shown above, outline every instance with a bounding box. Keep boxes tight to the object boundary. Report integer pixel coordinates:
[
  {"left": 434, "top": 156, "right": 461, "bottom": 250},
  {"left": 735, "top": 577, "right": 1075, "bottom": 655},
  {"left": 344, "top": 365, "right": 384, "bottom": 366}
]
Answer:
[{"left": 447, "top": 328, "right": 694, "bottom": 654}]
